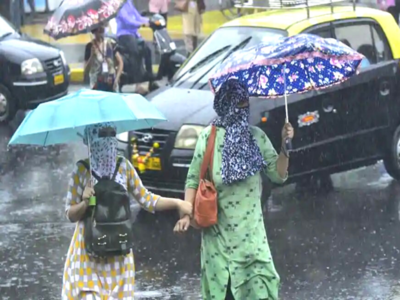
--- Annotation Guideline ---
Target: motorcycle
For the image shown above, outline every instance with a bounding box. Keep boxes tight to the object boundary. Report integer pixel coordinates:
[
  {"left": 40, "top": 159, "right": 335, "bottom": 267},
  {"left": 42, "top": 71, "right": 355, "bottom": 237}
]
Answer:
[{"left": 106, "top": 14, "right": 186, "bottom": 92}]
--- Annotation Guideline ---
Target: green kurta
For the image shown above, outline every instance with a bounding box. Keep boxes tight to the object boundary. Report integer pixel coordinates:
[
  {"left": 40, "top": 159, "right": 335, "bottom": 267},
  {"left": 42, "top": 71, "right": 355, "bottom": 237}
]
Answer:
[{"left": 186, "top": 126, "right": 287, "bottom": 300}]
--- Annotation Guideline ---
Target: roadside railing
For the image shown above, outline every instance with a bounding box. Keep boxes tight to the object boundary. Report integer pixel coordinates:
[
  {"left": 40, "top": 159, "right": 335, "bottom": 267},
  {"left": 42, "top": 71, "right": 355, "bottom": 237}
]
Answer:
[{"left": 219, "top": 0, "right": 360, "bottom": 20}]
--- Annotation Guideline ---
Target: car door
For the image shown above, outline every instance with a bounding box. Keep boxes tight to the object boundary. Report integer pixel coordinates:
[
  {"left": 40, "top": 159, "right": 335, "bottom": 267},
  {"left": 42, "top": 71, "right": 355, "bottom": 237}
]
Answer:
[{"left": 331, "top": 19, "right": 395, "bottom": 162}]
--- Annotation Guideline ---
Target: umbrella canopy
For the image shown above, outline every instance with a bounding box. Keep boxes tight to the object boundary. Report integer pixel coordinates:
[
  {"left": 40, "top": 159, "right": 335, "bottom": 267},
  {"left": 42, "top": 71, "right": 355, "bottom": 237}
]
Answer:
[
  {"left": 8, "top": 89, "right": 166, "bottom": 146},
  {"left": 44, "top": 0, "right": 126, "bottom": 40},
  {"left": 209, "top": 33, "right": 364, "bottom": 98}
]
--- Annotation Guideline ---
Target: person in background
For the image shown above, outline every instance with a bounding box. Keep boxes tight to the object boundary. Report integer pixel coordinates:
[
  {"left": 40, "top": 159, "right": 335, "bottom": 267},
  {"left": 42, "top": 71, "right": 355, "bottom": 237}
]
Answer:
[
  {"left": 116, "top": 0, "right": 157, "bottom": 90},
  {"left": 340, "top": 39, "right": 370, "bottom": 69},
  {"left": 149, "top": 0, "right": 170, "bottom": 51},
  {"left": 10, "top": 0, "right": 21, "bottom": 30},
  {"left": 182, "top": 0, "right": 205, "bottom": 57},
  {"left": 84, "top": 25, "right": 123, "bottom": 92},
  {"left": 377, "top": 0, "right": 399, "bottom": 24},
  {"left": 149, "top": 0, "right": 169, "bottom": 25},
  {"left": 174, "top": 79, "right": 294, "bottom": 300},
  {"left": 62, "top": 122, "right": 193, "bottom": 299},
  {"left": 27, "top": 0, "right": 35, "bottom": 16}
]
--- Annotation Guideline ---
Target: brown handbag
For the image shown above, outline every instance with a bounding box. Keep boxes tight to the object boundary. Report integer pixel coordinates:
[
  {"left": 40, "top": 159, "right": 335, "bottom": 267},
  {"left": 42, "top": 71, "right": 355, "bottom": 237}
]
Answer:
[
  {"left": 194, "top": 126, "right": 218, "bottom": 228},
  {"left": 174, "top": 0, "right": 189, "bottom": 12}
]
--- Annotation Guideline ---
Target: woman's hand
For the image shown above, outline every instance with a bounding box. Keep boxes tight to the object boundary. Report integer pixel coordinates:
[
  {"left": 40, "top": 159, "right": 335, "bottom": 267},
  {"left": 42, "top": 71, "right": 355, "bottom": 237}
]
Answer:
[
  {"left": 281, "top": 122, "right": 294, "bottom": 145},
  {"left": 67, "top": 182, "right": 93, "bottom": 222},
  {"left": 177, "top": 201, "right": 193, "bottom": 218},
  {"left": 82, "top": 182, "right": 95, "bottom": 202},
  {"left": 173, "top": 215, "right": 191, "bottom": 233}
]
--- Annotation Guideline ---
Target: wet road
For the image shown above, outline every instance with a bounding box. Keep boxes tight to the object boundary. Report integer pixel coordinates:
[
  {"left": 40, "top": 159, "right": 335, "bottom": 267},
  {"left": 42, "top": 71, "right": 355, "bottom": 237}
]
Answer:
[{"left": 2, "top": 87, "right": 400, "bottom": 299}]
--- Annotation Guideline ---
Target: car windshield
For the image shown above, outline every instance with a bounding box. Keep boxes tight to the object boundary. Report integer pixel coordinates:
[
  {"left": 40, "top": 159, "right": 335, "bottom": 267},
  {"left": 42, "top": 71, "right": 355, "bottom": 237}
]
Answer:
[
  {"left": 174, "top": 26, "right": 287, "bottom": 81},
  {"left": 0, "top": 16, "right": 16, "bottom": 39}
]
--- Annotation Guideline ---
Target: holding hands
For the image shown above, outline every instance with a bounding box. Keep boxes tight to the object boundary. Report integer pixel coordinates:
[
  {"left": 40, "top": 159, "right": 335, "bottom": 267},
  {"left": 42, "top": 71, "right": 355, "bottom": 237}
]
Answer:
[
  {"left": 174, "top": 200, "right": 199, "bottom": 234},
  {"left": 177, "top": 201, "right": 193, "bottom": 218}
]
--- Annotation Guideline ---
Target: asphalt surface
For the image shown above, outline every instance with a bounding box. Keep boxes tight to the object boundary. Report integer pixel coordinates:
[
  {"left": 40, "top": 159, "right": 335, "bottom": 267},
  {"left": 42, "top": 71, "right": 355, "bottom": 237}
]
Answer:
[{"left": 2, "top": 85, "right": 400, "bottom": 299}]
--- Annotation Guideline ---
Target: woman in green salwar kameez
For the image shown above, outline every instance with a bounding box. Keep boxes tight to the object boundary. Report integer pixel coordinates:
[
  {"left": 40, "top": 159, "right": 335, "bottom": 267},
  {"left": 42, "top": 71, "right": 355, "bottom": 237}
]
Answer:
[{"left": 174, "top": 79, "right": 294, "bottom": 300}]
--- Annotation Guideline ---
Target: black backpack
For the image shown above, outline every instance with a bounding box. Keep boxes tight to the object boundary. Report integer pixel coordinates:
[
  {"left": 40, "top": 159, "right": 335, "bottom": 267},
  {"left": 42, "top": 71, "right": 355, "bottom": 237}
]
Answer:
[{"left": 78, "top": 157, "right": 134, "bottom": 257}]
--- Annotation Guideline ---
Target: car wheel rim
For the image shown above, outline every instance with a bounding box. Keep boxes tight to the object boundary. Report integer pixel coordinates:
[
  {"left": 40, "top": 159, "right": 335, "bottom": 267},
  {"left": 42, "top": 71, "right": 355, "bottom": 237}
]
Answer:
[{"left": 0, "top": 93, "right": 8, "bottom": 117}]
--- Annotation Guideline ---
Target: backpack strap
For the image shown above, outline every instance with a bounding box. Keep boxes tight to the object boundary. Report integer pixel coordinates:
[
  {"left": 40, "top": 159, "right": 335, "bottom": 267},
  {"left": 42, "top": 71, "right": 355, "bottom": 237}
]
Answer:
[
  {"left": 111, "top": 157, "right": 124, "bottom": 181},
  {"left": 77, "top": 160, "right": 101, "bottom": 181}
]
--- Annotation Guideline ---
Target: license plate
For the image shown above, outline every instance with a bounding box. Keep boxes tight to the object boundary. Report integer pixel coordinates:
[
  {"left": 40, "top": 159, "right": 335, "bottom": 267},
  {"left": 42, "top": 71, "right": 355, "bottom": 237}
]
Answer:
[
  {"left": 132, "top": 156, "right": 162, "bottom": 171},
  {"left": 54, "top": 74, "right": 64, "bottom": 85}
]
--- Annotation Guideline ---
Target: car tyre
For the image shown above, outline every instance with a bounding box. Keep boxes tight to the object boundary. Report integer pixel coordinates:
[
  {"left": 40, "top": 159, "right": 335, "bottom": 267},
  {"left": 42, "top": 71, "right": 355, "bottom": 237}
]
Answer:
[
  {"left": 0, "top": 84, "right": 16, "bottom": 123},
  {"left": 383, "top": 125, "right": 400, "bottom": 180}
]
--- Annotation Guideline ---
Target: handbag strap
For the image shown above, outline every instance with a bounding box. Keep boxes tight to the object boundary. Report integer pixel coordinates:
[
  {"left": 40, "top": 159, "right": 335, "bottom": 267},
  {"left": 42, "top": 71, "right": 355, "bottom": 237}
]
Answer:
[{"left": 200, "top": 126, "right": 216, "bottom": 180}]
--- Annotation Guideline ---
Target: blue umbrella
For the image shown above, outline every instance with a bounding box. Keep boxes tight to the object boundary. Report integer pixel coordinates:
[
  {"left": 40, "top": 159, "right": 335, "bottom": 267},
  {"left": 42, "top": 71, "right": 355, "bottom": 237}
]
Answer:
[
  {"left": 9, "top": 89, "right": 167, "bottom": 146},
  {"left": 209, "top": 33, "right": 364, "bottom": 122}
]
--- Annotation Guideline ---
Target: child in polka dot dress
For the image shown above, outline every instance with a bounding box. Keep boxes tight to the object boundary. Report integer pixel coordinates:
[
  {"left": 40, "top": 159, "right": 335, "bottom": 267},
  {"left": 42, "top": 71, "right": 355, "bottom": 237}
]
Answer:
[{"left": 62, "top": 123, "right": 192, "bottom": 300}]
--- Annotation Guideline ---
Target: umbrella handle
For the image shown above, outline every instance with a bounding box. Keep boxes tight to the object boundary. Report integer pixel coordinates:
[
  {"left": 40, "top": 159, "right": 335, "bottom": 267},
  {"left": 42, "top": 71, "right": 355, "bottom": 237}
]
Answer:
[{"left": 284, "top": 137, "right": 293, "bottom": 151}]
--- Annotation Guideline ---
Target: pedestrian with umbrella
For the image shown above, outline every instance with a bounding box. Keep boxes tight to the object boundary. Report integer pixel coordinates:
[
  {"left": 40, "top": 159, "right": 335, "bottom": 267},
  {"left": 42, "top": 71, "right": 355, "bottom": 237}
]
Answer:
[
  {"left": 84, "top": 23, "right": 124, "bottom": 91},
  {"left": 44, "top": 0, "right": 127, "bottom": 40},
  {"left": 9, "top": 89, "right": 193, "bottom": 299},
  {"left": 174, "top": 34, "right": 363, "bottom": 300},
  {"left": 44, "top": 0, "right": 128, "bottom": 91},
  {"left": 175, "top": 78, "right": 293, "bottom": 300}
]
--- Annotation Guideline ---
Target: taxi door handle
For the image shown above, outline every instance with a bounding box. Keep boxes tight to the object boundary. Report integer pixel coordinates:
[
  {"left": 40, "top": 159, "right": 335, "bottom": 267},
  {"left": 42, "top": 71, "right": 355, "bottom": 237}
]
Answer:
[
  {"left": 380, "top": 81, "right": 390, "bottom": 96},
  {"left": 322, "top": 99, "right": 337, "bottom": 113}
]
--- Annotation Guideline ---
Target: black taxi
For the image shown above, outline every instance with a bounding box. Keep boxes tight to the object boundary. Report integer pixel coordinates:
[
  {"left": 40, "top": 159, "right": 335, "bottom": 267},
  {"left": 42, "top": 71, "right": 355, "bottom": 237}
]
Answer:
[
  {"left": 0, "top": 15, "right": 70, "bottom": 122},
  {"left": 117, "top": 3, "right": 400, "bottom": 196}
]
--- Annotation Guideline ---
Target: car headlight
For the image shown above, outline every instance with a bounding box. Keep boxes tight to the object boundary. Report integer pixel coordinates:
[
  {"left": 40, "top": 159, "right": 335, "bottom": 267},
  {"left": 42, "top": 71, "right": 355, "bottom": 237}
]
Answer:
[
  {"left": 59, "top": 50, "right": 67, "bottom": 66},
  {"left": 117, "top": 132, "right": 129, "bottom": 142},
  {"left": 174, "top": 125, "right": 205, "bottom": 149},
  {"left": 21, "top": 58, "right": 44, "bottom": 75}
]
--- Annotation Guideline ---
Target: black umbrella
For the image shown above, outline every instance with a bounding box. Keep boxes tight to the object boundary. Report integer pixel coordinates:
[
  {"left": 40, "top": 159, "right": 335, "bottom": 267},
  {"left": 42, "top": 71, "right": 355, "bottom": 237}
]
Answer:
[{"left": 44, "top": 0, "right": 127, "bottom": 40}]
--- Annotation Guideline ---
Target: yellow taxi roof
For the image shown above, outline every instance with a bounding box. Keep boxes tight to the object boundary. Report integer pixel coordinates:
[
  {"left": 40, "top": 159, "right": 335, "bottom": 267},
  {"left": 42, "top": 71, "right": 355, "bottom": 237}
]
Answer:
[{"left": 222, "top": 6, "right": 390, "bottom": 33}]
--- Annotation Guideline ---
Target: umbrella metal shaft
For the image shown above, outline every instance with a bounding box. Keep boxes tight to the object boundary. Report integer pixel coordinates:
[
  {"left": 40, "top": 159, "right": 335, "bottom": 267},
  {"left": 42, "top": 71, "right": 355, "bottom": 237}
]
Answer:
[{"left": 283, "top": 63, "right": 289, "bottom": 123}]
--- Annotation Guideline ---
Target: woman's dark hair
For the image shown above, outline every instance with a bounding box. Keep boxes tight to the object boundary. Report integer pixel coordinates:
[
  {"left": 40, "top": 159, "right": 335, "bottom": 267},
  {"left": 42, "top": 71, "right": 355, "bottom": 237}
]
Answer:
[{"left": 91, "top": 26, "right": 105, "bottom": 34}]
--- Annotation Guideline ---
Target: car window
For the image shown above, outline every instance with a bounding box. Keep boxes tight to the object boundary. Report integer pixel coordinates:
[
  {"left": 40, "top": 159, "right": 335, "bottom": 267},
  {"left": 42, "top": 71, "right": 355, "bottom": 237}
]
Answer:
[
  {"left": 174, "top": 26, "right": 287, "bottom": 80},
  {"left": 371, "top": 23, "right": 392, "bottom": 61},
  {"left": 0, "top": 16, "right": 16, "bottom": 38},
  {"left": 334, "top": 21, "right": 390, "bottom": 68},
  {"left": 307, "top": 27, "right": 332, "bottom": 39}
]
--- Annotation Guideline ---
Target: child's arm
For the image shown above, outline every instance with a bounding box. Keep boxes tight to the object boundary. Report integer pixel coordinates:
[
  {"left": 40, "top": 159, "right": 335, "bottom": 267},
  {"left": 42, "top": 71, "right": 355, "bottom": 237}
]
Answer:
[{"left": 126, "top": 159, "right": 192, "bottom": 215}]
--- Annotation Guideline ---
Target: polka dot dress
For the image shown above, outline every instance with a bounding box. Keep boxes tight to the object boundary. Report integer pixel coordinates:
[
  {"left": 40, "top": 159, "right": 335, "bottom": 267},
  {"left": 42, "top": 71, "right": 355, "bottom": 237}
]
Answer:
[{"left": 62, "top": 158, "right": 159, "bottom": 300}]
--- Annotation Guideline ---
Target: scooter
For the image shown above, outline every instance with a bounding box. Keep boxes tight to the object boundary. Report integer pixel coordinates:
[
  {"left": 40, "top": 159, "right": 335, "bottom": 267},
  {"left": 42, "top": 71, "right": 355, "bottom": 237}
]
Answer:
[
  {"left": 148, "top": 13, "right": 187, "bottom": 80},
  {"left": 106, "top": 14, "right": 186, "bottom": 92}
]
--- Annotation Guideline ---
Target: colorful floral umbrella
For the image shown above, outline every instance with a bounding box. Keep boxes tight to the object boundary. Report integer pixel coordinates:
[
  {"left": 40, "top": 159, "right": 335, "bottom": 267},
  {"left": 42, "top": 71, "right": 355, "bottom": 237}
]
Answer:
[
  {"left": 44, "top": 0, "right": 126, "bottom": 40},
  {"left": 209, "top": 33, "right": 364, "bottom": 123}
]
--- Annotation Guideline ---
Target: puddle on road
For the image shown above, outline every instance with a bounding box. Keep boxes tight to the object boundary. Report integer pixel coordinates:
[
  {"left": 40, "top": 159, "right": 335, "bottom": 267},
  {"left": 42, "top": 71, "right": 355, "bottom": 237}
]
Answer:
[{"left": 135, "top": 291, "right": 163, "bottom": 298}]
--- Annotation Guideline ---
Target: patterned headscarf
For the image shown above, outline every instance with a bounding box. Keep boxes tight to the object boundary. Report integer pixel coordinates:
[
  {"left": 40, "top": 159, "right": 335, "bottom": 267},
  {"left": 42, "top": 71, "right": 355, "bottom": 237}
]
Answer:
[
  {"left": 83, "top": 122, "right": 118, "bottom": 179},
  {"left": 212, "top": 78, "right": 266, "bottom": 185}
]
